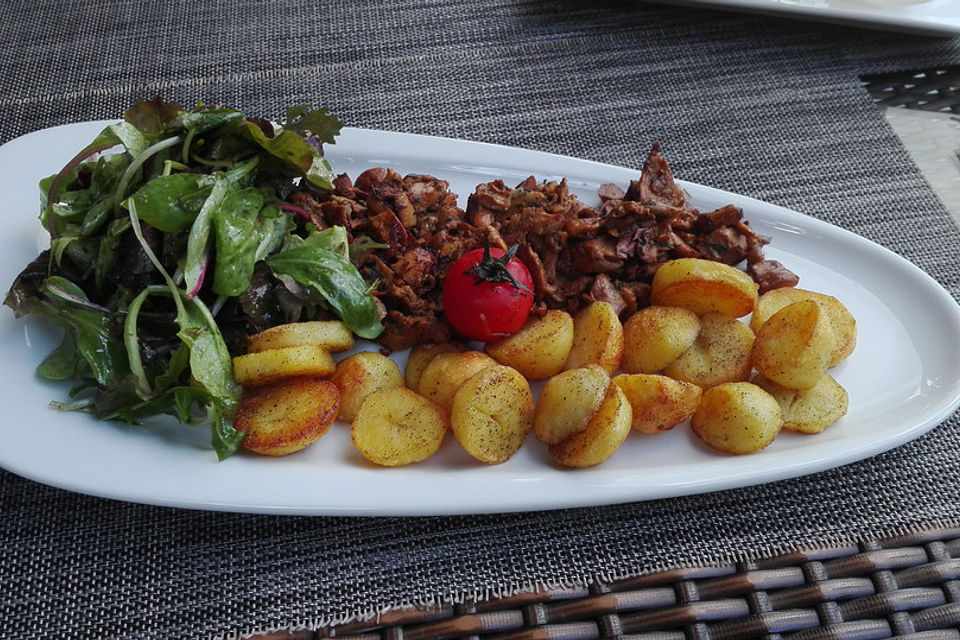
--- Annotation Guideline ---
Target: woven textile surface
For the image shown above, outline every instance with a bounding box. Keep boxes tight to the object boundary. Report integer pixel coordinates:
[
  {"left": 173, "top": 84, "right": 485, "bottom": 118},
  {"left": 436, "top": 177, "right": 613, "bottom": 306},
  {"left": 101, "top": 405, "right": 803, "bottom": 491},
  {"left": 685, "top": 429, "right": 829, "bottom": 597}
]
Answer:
[{"left": 2, "top": 1, "right": 960, "bottom": 639}]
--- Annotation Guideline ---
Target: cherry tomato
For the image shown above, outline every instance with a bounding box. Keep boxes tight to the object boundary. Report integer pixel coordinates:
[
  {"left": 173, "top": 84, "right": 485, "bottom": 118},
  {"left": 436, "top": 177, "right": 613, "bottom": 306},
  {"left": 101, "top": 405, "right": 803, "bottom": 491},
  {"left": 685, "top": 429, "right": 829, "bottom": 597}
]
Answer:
[{"left": 442, "top": 244, "right": 534, "bottom": 342}]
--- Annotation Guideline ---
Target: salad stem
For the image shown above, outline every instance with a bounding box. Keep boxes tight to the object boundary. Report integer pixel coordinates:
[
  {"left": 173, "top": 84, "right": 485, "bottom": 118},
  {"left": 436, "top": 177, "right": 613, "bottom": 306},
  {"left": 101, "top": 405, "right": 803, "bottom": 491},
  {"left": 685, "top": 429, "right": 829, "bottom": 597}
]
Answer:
[
  {"left": 113, "top": 136, "right": 183, "bottom": 215},
  {"left": 126, "top": 199, "right": 187, "bottom": 320},
  {"left": 124, "top": 285, "right": 167, "bottom": 397},
  {"left": 210, "top": 295, "right": 228, "bottom": 317}
]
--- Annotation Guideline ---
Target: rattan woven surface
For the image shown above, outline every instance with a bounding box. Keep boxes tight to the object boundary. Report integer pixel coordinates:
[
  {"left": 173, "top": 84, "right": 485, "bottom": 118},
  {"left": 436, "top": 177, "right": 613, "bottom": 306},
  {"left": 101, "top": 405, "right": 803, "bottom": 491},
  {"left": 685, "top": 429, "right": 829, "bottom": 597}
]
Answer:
[
  {"left": 247, "top": 527, "right": 960, "bottom": 640},
  {"left": 863, "top": 66, "right": 960, "bottom": 113}
]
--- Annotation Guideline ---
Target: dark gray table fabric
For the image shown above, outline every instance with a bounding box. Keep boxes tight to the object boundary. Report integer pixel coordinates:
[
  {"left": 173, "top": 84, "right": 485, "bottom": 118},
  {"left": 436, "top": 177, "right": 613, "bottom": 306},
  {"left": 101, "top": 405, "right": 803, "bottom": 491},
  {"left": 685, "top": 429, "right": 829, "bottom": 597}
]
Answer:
[{"left": 2, "top": 1, "right": 960, "bottom": 639}]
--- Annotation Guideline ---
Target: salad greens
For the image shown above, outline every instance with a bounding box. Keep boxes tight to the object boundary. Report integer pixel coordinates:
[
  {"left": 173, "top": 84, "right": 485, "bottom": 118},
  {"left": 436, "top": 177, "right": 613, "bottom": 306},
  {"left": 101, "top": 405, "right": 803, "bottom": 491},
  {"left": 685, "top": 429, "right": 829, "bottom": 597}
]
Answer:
[{"left": 4, "top": 98, "right": 384, "bottom": 460}]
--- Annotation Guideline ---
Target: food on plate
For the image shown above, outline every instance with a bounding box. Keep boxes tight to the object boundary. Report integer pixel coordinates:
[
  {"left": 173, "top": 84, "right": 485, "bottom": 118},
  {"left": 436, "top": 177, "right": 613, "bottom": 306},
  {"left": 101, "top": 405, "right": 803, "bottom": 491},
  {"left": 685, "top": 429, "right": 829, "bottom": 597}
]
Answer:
[
  {"left": 3, "top": 98, "right": 384, "bottom": 459},
  {"left": 650, "top": 258, "right": 759, "bottom": 318},
  {"left": 563, "top": 301, "right": 624, "bottom": 375},
  {"left": 534, "top": 366, "right": 610, "bottom": 445},
  {"left": 691, "top": 382, "right": 782, "bottom": 454},
  {"left": 247, "top": 320, "right": 355, "bottom": 354},
  {"left": 441, "top": 243, "right": 534, "bottom": 342},
  {"left": 750, "top": 287, "right": 856, "bottom": 367},
  {"left": 751, "top": 300, "right": 835, "bottom": 390},
  {"left": 232, "top": 345, "right": 335, "bottom": 388},
  {"left": 417, "top": 350, "right": 498, "bottom": 410},
  {"left": 291, "top": 142, "right": 794, "bottom": 352},
  {"left": 330, "top": 351, "right": 404, "bottom": 422},
  {"left": 663, "top": 312, "right": 755, "bottom": 388},
  {"left": 404, "top": 342, "right": 467, "bottom": 390},
  {"left": 620, "top": 306, "right": 700, "bottom": 374},
  {"left": 234, "top": 377, "right": 339, "bottom": 456},
  {"left": 450, "top": 365, "right": 535, "bottom": 464},
  {"left": 548, "top": 382, "right": 632, "bottom": 468},
  {"left": 350, "top": 386, "right": 448, "bottom": 466},
  {"left": 485, "top": 309, "right": 574, "bottom": 379},
  {"left": 613, "top": 373, "right": 702, "bottom": 434},
  {"left": 6, "top": 97, "right": 855, "bottom": 466},
  {"left": 754, "top": 373, "right": 848, "bottom": 434}
]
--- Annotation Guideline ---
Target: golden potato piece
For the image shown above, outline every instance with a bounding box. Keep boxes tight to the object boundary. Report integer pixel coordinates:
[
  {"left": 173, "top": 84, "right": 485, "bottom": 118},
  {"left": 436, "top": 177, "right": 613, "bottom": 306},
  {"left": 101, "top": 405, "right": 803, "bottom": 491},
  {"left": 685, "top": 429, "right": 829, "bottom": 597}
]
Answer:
[
  {"left": 691, "top": 382, "right": 782, "bottom": 455},
  {"left": 621, "top": 306, "right": 701, "bottom": 373},
  {"left": 330, "top": 351, "right": 404, "bottom": 422},
  {"left": 232, "top": 345, "right": 335, "bottom": 388},
  {"left": 351, "top": 386, "right": 448, "bottom": 466},
  {"left": 751, "top": 300, "right": 835, "bottom": 390},
  {"left": 549, "top": 383, "right": 632, "bottom": 468},
  {"left": 450, "top": 365, "right": 535, "bottom": 464},
  {"left": 613, "top": 373, "right": 702, "bottom": 434},
  {"left": 417, "top": 350, "right": 497, "bottom": 410},
  {"left": 485, "top": 310, "right": 574, "bottom": 379},
  {"left": 405, "top": 342, "right": 466, "bottom": 390},
  {"left": 563, "top": 302, "right": 624, "bottom": 375},
  {"left": 247, "top": 320, "right": 354, "bottom": 354},
  {"left": 534, "top": 366, "right": 610, "bottom": 445},
  {"left": 754, "top": 373, "right": 848, "bottom": 434},
  {"left": 236, "top": 377, "right": 339, "bottom": 456},
  {"left": 663, "top": 312, "right": 755, "bottom": 388},
  {"left": 751, "top": 288, "right": 856, "bottom": 367},
  {"left": 650, "top": 258, "right": 759, "bottom": 318}
]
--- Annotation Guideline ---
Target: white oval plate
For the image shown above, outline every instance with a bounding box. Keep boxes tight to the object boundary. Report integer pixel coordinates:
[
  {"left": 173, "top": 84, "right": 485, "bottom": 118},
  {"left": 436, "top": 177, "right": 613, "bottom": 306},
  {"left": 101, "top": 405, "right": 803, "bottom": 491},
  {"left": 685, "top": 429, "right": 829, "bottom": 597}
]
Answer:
[{"left": 2, "top": 122, "right": 959, "bottom": 516}]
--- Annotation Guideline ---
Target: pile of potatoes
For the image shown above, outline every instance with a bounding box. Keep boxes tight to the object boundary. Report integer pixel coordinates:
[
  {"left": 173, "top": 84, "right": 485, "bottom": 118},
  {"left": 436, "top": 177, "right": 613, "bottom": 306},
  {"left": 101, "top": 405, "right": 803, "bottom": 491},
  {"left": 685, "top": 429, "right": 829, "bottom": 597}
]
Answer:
[{"left": 228, "top": 257, "right": 856, "bottom": 466}]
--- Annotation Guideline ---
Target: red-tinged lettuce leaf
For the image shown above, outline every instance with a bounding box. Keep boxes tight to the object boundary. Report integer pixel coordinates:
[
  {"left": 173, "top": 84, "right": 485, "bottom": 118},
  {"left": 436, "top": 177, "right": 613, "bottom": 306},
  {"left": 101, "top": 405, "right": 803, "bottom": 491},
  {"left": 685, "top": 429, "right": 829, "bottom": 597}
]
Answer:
[
  {"left": 124, "top": 97, "right": 186, "bottom": 135},
  {"left": 183, "top": 178, "right": 227, "bottom": 298}
]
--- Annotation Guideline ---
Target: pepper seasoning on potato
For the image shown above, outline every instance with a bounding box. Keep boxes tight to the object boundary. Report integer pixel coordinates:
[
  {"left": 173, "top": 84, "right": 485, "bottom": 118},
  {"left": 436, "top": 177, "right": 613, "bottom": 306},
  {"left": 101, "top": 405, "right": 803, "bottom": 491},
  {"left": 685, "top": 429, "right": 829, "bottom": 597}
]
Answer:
[
  {"left": 534, "top": 366, "right": 632, "bottom": 468},
  {"left": 691, "top": 382, "right": 782, "bottom": 455},
  {"left": 330, "top": 352, "right": 404, "bottom": 422}
]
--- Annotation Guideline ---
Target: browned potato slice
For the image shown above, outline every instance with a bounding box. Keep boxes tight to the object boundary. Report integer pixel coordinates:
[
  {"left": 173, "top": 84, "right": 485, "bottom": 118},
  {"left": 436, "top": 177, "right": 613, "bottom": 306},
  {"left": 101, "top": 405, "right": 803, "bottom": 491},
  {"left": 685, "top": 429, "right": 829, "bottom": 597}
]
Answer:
[
  {"left": 613, "top": 373, "right": 702, "bottom": 434},
  {"left": 330, "top": 351, "right": 404, "bottom": 422},
  {"left": 404, "top": 342, "right": 466, "bottom": 390},
  {"left": 232, "top": 345, "right": 335, "bottom": 388},
  {"left": 534, "top": 366, "right": 610, "bottom": 445},
  {"left": 621, "top": 306, "right": 701, "bottom": 373},
  {"left": 351, "top": 387, "right": 448, "bottom": 466},
  {"left": 247, "top": 320, "right": 354, "bottom": 353},
  {"left": 691, "top": 382, "right": 782, "bottom": 454},
  {"left": 650, "top": 258, "right": 759, "bottom": 318},
  {"left": 236, "top": 377, "right": 339, "bottom": 456},
  {"left": 417, "top": 350, "right": 497, "bottom": 410},
  {"left": 663, "top": 312, "right": 755, "bottom": 388},
  {"left": 754, "top": 373, "right": 849, "bottom": 434},
  {"left": 549, "top": 383, "right": 632, "bottom": 468},
  {"left": 751, "top": 300, "right": 835, "bottom": 390},
  {"left": 485, "top": 310, "right": 574, "bottom": 379},
  {"left": 750, "top": 288, "right": 856, "bottom": 367},
  {"left": 563, "top": 302, "right": 624, "bottom": 375},
  {"left": 450, "top": 365, "right": 535, "bottom": 464}
]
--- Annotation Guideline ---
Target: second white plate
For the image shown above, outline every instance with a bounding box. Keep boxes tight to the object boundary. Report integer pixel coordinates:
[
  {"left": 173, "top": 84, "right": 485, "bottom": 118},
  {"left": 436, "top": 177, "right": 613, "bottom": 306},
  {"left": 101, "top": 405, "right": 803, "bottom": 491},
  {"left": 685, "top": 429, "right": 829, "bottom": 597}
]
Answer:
[{"left": 647, "top": 0, "right": 960, "bottom": 36}]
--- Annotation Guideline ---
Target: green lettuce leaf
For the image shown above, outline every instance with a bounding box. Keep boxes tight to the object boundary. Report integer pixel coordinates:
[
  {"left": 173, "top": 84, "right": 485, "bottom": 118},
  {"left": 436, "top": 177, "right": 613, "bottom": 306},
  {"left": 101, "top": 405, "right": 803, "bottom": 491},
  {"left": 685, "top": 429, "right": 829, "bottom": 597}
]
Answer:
[{"left": 267, "top": 243, "right": 384, "bottom": 339}]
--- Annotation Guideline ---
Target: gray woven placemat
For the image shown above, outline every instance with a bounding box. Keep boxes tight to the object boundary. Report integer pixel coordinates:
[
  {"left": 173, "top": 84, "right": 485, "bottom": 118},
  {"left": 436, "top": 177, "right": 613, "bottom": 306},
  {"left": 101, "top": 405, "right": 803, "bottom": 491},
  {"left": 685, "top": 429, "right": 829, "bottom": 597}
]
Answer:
[{"left": 2, "top": 2, "right": 960, "bottom": 639}]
